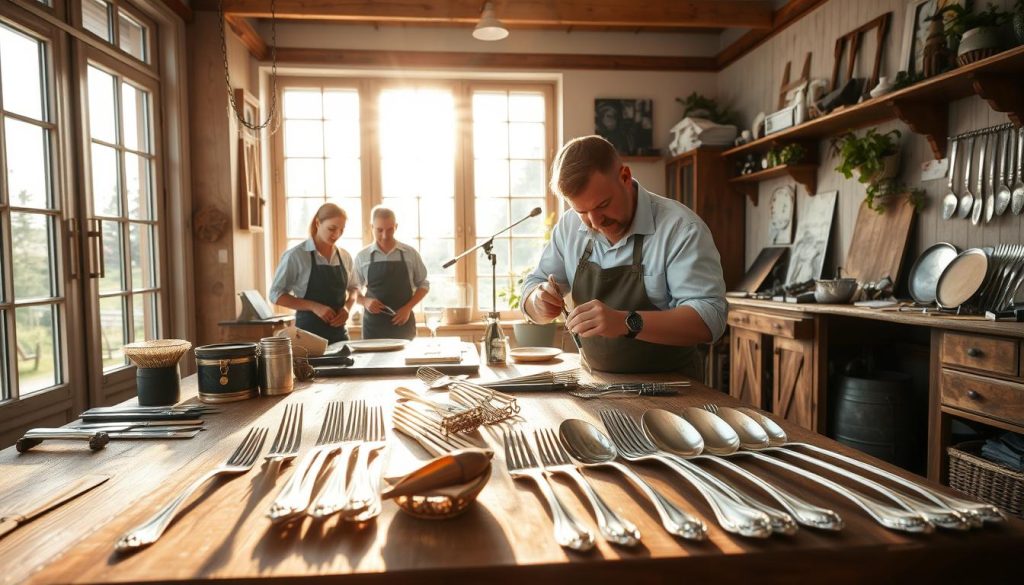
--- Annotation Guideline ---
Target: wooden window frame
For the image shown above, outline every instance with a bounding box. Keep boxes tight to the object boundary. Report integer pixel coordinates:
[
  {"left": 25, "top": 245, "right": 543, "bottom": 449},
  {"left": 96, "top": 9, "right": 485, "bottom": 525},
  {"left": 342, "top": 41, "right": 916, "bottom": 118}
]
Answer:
[{"left": 69, "top": 0, "right": 157, "bottom": 70}]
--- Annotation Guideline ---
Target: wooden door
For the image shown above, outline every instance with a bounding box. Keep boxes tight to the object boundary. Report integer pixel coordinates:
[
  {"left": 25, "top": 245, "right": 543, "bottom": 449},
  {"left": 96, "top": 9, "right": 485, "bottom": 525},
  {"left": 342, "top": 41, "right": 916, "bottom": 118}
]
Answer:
[
  {"left": 773, "top": 336, "right": 816, "bottom": 430},
  {"left": 729, "top": 326, "right": 764, "bottom": 408}
]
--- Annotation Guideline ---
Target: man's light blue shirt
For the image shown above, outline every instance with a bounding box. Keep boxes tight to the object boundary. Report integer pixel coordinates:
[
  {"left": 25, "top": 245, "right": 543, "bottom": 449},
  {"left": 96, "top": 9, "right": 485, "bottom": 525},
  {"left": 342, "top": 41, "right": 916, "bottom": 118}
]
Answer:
[{"left": 521, "top": 181, "right": 727, "bottom": 341}]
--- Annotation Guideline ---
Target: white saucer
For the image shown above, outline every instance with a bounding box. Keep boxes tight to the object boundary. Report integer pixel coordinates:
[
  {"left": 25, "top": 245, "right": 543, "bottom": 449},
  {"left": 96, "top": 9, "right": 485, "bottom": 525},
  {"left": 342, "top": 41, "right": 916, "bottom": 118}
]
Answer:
[{"left": 509, "top": 347, "right": 561, "bottom": 363}]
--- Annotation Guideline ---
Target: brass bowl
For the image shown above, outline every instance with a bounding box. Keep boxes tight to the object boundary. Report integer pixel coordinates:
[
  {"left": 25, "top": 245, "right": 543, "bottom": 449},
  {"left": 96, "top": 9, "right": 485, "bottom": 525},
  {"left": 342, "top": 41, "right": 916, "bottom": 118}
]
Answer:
[{"left": 393, "top": 464, "right": 490, "bottom": 520}]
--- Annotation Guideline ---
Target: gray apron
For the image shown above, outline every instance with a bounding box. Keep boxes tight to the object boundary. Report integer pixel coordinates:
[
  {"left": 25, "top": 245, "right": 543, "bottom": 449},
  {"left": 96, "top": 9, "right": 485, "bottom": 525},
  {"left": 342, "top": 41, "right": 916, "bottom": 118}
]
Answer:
[
  {"left": 361, "top": 248, "right": 417, "bottom": 340},
  {"left": 571, "top": 235, "right": 701, "bottom": 377},
  {"left": 295, "top": 249, "right": 349, "bottom": 343}
]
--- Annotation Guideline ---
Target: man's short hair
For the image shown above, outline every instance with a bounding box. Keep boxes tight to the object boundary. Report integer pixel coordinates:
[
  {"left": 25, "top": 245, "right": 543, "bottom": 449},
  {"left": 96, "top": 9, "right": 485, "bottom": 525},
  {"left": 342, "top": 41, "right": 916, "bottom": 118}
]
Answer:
[
  {"left": 370, "top": 205, "right": 396, "bottom": 223},
  {"left": 549, "top": 135, "right": 620, "bottom": 198}
]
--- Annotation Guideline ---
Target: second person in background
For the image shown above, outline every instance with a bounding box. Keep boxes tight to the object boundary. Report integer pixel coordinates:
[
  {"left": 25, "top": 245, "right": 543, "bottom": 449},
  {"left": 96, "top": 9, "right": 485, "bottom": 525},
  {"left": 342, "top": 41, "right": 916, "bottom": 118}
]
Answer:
[{"left": 354, "top": 206, "right": 430, "bottom": 340}]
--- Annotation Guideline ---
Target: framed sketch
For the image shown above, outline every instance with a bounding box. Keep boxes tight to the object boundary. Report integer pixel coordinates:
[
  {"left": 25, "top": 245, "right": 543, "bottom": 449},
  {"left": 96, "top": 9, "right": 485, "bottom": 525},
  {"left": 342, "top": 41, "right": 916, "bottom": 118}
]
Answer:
[
  {"left": 594, "top": 98, "right": 654, "bottom": 156},
  {"left": 239, "top": 290, "right": 274, "bottom": 320},
  {"left": 235, "top": 88, "right": 264, "bottom": 231},
  {"left": 785, "top": 190, "right": 837, "bottom": 285},
  {"left": 768, "top": 185, "right": 795, "bottom": 245},
  {"left": 899, "top": 0, "right": 967, "bottom": 77}
]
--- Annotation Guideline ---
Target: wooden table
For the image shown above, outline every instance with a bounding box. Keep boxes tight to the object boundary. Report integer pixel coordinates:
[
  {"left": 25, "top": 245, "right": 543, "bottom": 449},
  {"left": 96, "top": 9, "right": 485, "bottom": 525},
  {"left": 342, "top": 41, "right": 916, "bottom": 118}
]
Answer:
[{"left": 2, "top": 356, "right": 1022, "bottom": 584}]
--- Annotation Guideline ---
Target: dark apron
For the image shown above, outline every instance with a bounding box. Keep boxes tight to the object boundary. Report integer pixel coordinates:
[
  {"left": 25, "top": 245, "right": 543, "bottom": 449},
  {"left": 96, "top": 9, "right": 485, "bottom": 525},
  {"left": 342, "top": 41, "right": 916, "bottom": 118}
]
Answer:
[
  {"left": 571, "top": 235, "right": 701, "bottom": 377},
  {"left": 295, "top": 249, "right": 349, "bottom": 344},
  {"left": 361, "top": 248, "right": 417, "bottom": 340}
]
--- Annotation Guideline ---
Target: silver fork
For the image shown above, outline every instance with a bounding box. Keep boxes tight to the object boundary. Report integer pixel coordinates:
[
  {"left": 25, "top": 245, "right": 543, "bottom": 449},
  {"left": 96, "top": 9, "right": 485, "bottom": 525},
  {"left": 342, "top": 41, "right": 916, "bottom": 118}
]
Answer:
[
  {"left": 600, "top": 409, "right": 773, "bottom": 538},
  {"left": 265, "top": 403, "right": 303, "bottom": 466},
  {"left": 393, "top": 404, "right": 480, "bottom": 456},
  {"left": 343, "top": 405, "right": 387, "bottom": 515},
  {"left": 416, "top": 366, "right": 468, "bottom": 389},
  {"left": 503, "top": 428, "right": 595, "bottom": 551},
  {"left": 115, "top": 426, "right": 267, "bottom": 551},
  {"left": 534, "top": 428, "right": 641, "bottom": 546},
  {"left": 267, "top": 401, "right": 343, "bottom": 522},
  {"left": 308, "top": 400, "right": 366, "bottom": 519}
]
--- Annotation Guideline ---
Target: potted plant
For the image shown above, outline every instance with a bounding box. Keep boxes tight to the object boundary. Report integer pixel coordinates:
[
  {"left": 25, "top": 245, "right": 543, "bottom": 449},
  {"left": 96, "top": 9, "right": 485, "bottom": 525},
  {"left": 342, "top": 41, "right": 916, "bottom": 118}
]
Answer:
[
  {"left": 931, "top": 3, "right": 1011, "bottom": 65},
  {"left": 675, "top": 92, "right": 737, "bottom": 125},
  {"left": 831, "top": 128, "right": 902, "bottom": 211},
  {"left": 498, "top": 272, "right": 560, "bottom": 348},
  {"left": 1014, "top": 0, "right": 1024, "bottom": 45}
]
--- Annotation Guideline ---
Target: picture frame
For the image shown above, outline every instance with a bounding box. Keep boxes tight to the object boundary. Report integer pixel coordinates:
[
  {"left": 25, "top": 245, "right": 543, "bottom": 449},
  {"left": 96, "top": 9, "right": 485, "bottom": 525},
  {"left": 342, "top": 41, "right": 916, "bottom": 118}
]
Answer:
[
  {"left": 594, "top": 98, "right": 654, "bottom": 156},
  {"left": 235, "top": 88, "right": 265, "bottom": 231},
  {"left": 785, "top": 190, "right": 838, "bottom": 285},
  {"left": 238, "top": 289, "right": 274, "bottom": 320},
  {"left": 899, "top": 0, "right": 968, "bottom": 78}
]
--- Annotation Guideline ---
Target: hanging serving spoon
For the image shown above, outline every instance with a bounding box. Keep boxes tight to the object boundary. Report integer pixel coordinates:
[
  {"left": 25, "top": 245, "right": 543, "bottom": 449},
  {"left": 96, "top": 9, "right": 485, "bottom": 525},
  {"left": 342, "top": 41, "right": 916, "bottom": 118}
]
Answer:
[
  {"left": 984, "top": 129, "right": 997, "bottom": 223},
  {"left": 941, "top": 136, "right": 960, "bottom": 220},
  {"left": 1012, "top": 127, "right": 1024, "bottom": 215},
  {"left": 971, "top": 131, "right": 989, "bottom": 225},
  {"left": 957, "top": 135, "right": 975, "bottom": 219},
  {"left": 995, "top": 127, "right": 1012, "bottom": 216}
]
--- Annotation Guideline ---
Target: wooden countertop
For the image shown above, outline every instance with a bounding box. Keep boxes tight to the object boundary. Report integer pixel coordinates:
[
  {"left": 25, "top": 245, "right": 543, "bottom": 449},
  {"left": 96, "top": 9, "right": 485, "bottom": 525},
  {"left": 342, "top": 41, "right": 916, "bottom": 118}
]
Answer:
[
  {"left": 728, "top": 297, "right": 1024, "bottom": 338},
  {"left": 2, "top": 356, "right": 1022, "bottom": 584}
]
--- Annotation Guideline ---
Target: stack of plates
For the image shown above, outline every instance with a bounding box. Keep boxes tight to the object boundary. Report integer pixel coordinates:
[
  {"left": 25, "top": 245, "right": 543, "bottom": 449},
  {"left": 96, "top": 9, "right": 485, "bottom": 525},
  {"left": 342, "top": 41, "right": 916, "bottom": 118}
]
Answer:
[{"left": 933, "top": 244, "right": 1024, "bottom": 312}]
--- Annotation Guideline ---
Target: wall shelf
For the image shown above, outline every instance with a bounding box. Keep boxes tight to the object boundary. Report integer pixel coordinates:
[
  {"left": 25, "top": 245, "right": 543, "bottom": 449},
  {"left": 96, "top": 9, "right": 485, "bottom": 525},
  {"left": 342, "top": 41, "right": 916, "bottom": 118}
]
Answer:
[
  {"left": 722, "top": 44, "right": 1024, "bottom": 161},
  {"left": 729, "top": 164, "right": 818, "bottom": 204}
]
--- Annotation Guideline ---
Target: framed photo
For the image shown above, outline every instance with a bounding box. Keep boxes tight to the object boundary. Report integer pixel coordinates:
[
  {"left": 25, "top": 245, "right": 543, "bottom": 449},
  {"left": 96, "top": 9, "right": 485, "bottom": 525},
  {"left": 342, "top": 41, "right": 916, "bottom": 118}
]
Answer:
[
  {"left": 899, "top": 0, "right": 968, "bottom": 77},
  {"left": 235, "top": 88, "right": 264, "bottom": 231},
  {"left": 785, "top": 190, "right": 837, "bottom": 285},
  {"left": 594, "top": 98, "right": 654, "bottom": 156}
]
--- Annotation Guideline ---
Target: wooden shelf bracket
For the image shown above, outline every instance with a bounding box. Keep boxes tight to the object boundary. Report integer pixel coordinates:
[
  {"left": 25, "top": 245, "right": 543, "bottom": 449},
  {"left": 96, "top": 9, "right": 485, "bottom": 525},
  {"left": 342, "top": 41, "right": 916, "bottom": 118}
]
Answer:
[
  {"left": 971, "top": 73, "right": 1024, "bottom": 128},
  {"left": 733, "top": 182, "right": 760, "bottom": 206},
  {"left": 787, "top": 165, "right": 818, "bottom": 195},
  {"left": 888, "top": 99, "right": 947, "bottom": 159}
]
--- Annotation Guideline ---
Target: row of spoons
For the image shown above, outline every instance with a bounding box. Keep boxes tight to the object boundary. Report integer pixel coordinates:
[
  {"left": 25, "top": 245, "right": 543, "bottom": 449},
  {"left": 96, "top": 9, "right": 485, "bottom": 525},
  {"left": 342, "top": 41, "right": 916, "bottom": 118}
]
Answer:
[
  {"left": 512, "top": 405, "right": 1004, "bottom": 550},
  {"left": 941, "top": 124, "right": 1024, "bottom": 223}
]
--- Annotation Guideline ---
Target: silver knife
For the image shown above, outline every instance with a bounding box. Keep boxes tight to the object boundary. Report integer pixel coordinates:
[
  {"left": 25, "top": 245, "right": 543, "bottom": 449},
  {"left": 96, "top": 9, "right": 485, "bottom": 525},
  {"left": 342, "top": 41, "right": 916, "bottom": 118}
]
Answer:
[
  {"left": 106, "top": 430, "right": 201, "bottom": 439},
  {"left": 0, "top": 475, "right": 110, "bottom": 539},
  {"left": 73, "top": 420, "right": 205, "bottom": 430}
]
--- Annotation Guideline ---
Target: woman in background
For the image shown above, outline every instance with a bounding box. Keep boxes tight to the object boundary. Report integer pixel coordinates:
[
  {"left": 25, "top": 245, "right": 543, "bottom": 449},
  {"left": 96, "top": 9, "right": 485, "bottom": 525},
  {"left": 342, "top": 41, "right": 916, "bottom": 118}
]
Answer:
[{"left": 269, "top": 203, "right": 358, "bottom": 343}]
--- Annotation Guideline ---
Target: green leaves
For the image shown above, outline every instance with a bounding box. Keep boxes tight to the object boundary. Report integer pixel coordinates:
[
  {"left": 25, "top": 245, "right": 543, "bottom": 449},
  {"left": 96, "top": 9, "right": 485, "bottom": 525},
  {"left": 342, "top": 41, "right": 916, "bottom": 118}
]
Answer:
[{"left": 830, "top": 128, "right": 901, "bottom": 184}]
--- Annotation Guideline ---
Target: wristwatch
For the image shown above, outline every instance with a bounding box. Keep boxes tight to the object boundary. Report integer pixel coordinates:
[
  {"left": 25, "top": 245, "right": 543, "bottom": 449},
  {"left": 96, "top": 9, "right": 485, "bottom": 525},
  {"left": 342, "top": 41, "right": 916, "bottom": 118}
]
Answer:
[{"left": 624, "top": 311, "right": 643, "bottom": 339}]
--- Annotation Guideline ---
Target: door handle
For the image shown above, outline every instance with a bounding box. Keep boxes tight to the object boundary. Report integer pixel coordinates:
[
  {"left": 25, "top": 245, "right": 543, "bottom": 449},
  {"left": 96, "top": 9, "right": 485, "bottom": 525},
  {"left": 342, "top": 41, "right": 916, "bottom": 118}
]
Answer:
[
  {"left": 65, "top": 218, "right": 80, "bottom": 280},
  {"left": 86, "top": 219, "right": 105, "bottom": 279}
]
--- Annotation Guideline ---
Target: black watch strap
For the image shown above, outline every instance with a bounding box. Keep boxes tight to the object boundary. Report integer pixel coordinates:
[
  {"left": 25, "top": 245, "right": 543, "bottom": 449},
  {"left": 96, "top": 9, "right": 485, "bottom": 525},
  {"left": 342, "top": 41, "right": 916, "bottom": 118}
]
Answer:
[{"left": 625, "top": 311, "right": 642, "bottom": 339}]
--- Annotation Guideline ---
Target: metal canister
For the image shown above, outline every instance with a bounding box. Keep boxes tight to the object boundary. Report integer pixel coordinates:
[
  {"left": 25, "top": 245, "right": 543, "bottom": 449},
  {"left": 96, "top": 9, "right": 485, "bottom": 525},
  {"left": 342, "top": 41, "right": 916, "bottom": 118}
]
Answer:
[
  {"left": 258, "top": 336, "right": 294, "bottom": 396},
  {"left": 194, "top": 342, "right": 259, "bottom": 403}
]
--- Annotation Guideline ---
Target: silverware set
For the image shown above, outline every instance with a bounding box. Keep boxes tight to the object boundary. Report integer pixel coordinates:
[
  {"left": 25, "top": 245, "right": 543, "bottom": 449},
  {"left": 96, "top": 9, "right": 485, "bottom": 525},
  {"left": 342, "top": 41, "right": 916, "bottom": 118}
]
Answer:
[
  {"left": 972, "top": 243, "right": 1024, "bottom": 314},
  {"left": 942, "top": 124, "right": 1023, "bottom": 222}
]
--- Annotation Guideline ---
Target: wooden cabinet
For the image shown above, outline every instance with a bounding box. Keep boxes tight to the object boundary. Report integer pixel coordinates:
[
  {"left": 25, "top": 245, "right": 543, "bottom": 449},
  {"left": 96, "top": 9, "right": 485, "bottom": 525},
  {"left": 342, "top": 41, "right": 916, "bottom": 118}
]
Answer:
[
  {"left": 773, "top": 336, "right": 817, "bottom": 430},
  {"left": 664, "top": 147, "right": 745, "bottom": 289},
  {"left": 730, "top": 326, "right": 766, "bottom": 408}
]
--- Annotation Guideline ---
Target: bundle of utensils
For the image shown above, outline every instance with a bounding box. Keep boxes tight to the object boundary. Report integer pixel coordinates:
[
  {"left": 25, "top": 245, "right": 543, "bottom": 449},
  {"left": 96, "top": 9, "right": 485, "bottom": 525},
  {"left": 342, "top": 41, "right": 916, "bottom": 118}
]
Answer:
[
  {"left": 971, "top": 243, "right": 1024, "bottom": 314},
  {"left": 16, "top": 404, "right": 218, "bottom": 452},
  {"left": 501, "top": 406, "right": 1004, "bottom": 551},
  {"left": 941, "top": 123, "right": 1024, "bottom": 223},
  {"left": 440, "top": 366, "right": 690, "bottom": 398}
]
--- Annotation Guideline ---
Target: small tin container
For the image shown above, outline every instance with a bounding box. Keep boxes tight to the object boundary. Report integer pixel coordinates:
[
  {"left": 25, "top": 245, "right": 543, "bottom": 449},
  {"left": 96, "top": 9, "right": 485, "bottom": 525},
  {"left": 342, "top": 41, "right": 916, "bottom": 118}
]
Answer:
[
  {"left": 194, "top": 342, "right": 259, "bottom": 403},
  {"left": 258, "top": 336, "right": 294, "bottom": 396}
]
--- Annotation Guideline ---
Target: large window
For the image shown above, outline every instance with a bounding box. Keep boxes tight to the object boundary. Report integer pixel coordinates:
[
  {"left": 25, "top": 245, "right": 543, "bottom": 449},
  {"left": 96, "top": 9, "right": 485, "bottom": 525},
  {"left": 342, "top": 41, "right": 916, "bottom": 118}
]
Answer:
[
  {"left": 81, "top": 0, "right": 151, "bottom": 64},
  {"left": 273, "top": 80, "right": 555, "bottom": 315}
]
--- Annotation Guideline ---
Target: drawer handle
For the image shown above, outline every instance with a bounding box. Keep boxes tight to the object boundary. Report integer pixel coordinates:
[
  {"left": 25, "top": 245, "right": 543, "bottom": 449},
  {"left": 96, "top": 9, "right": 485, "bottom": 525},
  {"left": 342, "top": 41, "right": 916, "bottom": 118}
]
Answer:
[
  {"left": 966, "top": 347, "right": 983, "bottom": 358},
  {"left": 772, "top": 323, "right": 781, "bottom": 329},
  {"left": 966, "top": 390, "right": 981, "bottom": 401}
]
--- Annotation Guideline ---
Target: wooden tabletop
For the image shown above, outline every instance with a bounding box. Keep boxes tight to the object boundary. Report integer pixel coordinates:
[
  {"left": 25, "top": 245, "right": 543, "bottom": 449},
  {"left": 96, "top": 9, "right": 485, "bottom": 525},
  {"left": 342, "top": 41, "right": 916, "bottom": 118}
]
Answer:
[{"left": 2, "top": 355, "right": 1022, "bottom": 584}]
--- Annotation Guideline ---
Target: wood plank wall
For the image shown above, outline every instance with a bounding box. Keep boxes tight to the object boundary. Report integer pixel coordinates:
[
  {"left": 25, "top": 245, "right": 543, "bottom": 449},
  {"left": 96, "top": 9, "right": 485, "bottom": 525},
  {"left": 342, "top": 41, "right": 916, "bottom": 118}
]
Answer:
[{"left": 717, "top": 0, "right": 1022, "bottom": 284}]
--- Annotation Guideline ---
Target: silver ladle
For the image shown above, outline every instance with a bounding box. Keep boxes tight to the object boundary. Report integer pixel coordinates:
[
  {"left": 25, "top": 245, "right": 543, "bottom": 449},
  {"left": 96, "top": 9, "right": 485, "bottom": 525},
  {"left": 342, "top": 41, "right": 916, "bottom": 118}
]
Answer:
[
  {"left": 650, "top": 408, "right": 844, "bottom": 531},
  {"left": 690, "top": 407, "right": 934, "bottom": 533},
  {"left": 559, "top": 419, "right": 707, "bottom": 540},
  {"left": 640, "top": 409, "right": 798, "bottom": 535},
  {"left": 734, "top": 406, "right": 1003, "bottom": 524}
]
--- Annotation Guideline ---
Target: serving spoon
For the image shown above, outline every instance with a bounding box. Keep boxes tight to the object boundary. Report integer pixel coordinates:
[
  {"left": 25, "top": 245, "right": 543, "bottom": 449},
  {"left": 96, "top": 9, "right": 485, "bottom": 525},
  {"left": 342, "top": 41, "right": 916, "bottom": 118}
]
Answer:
[
  {"left": 1012, "top": 127, "right": 1024, "bottom": 215},
  {"left": 958, "top": 135, "right": 975, "bottom": 219},
  {"left": 645, "top": 408, "right": 843, "bottom": 531},
  {"left": 734, "top": 406, "right": 1003, "bottom": 524},
  {"left": 941, "top": 136, "right": 960, "bottom": 220},
  {"left": 559, "top": 419, "right": 707, "bottom": 540},
  {"left": 972, "top": 131, "right": 989, "bottom": 225},
  {"left": 995, "top": 127, "right": 1012, "bottom": 216}
]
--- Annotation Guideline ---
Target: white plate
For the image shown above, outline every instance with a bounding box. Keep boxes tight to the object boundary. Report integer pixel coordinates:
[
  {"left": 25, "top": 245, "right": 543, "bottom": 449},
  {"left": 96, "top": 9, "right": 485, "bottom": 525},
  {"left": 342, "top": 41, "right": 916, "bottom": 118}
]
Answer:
[
  {"left": 346, "top": 339, "right": 409, "bottom": 352},
  {"left": 509, "top": 347, "right": 561, "bottom": 363}
]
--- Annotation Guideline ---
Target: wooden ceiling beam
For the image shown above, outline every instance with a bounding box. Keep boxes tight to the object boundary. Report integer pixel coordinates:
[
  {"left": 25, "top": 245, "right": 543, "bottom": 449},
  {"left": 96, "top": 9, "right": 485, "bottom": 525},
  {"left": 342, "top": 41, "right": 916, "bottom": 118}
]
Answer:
[
  {"left": 160, "top": 0, "right": 193, "bottom": 22},
  {"left": 192, "top": 0, "right": 773, "bottom": 30},
  {"left": 225, "top": 14, "right": 269, "bottom": 61},
  {"left": 716, "top": 0, "right": 829, "bottom": 69}
]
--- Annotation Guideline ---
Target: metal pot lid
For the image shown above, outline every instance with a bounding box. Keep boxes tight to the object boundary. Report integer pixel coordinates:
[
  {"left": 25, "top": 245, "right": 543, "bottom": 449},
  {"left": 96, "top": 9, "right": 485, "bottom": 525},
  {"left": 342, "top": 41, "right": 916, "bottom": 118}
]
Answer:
[
  {"left": 908, "top": 243, "right": 959, "bottom": 304},
  {"left": 194, "top": 342, "right": 258, "bottom": 358},
  {"left": 935, "top": 248, "right": 988, "bottom": 309}
]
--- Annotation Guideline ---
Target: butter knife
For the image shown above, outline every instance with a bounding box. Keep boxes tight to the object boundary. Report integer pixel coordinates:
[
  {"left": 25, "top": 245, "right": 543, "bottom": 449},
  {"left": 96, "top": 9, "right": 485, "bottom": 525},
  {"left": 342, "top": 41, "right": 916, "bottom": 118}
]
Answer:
[
  {"left": 0, "top": 474, "right": 110, "bottom": 539},
  {"left": 561, "top": 307, "right": 592, "bottom": 373}
]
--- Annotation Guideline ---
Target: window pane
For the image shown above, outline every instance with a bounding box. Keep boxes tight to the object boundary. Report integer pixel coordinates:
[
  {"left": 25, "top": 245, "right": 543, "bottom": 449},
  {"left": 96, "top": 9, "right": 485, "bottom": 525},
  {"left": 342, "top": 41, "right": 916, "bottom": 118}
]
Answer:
[
  {"left": 474, "top": 122, "right": 508, "bottom": 159},
  {"left": 99, "top": 220, "right": 124, "bottom": 293},
  {"left": 474, "top": 160, "right": 509, "bottom": 198},
  {"left": 332, "top": 197, "right": 362, "bottom": 243},
  {"left": 510, "top": 159, "right": 545, "bottom": 197},
  {"left": 122, "top": 83, "right": 149, "bottom": 153},
  {"left": 509, "top": 122, "right": 544, "bottom": 158},
  {"left": 0, "top": 311, "right": 7, "bottom": 399},
  {"left": 424, "top": 275, "right": 458, "bottom": 308},
  {"left": 132, "top": 292, "right": 158, "bottom": 342},
  {"left": 100, "top": 295, "right": 126, "bottom": 371},
  {"left": 284, "top": 120, "right": 323, "bottom": 157},
  {"left": 286, "top": 198, "right": 320, "bottom": 239},
  {"left": 283, "top": 89, "right": 322, "bottom": 119},
  {"left": 91, "top": 143, "right": 121, "bottom": 216},
  {"left": 419, "top": 197, "right": 454, "bottom": 238},
  {"left": 512, "top": 238, "right": 544, "bottom": 272},
  {"left": 125, "top": 152, "right": 153, "bottom": 220},
  {"left": 16, "top": 305, "right": 58, "bottom": 395},
  {"left": 324, "top": 120, "right": 359, "bottom": 158},
  {"left": 83, "top": 0, "right": 113, "bottom": 42},
  {"left": 325, "top": 158, "right": 360, "bottom": 199},
  {"left": 476, "top": 199, "right": 509, "bottom": 236},
  {"left": 5, "top": 118, "right": 50, "bottom": 209},
  {"left": 0, "top": 24, "right": 45, "bottom": 121},
  {"left": 118, "top": 12, "right": 147, "bottom": 62},
  {"left": 511, "top": 198, "right": 545, "bottom": 236},
  {"left": 472, "top": 92, "right": 507, "bottom": 123},
  {"left": 380, "top": 158, "right": 414, "bottom": 198},
  {"left": 418, "top": 237, "right": 454, "bottom": 292},
  {"left": 323, "top": 90, "right": 358, "bottom": 120},
  {"left": 88, "top": 66, "right": 117, "bottom": 143},
  {"left": 380, "top": 197, "right": 418, "bottom": 235},
  {"left": 476, "top": 237, "right": 509, "bottom": 273},
  {"left": 509, "top": 92, "right": 544, "bottom": 122},
  {"left": 11, "top": 212, "right": 54, "bottom": 300},
  {"left": 284, "top": 159, "right": 324, "bottom": 197},
  {"left": 479, "top": 276, "right": 513, "bottom": 312},
  {"left": 129, "top": 223, "right": 155, "bottom": 290}
]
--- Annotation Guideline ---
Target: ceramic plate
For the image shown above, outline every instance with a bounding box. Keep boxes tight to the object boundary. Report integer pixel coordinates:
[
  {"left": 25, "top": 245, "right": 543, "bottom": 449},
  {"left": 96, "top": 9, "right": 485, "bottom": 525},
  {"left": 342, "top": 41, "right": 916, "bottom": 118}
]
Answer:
[
  {"left": 345, "top": 339, "right": 409, "bottom": 352},
  {"left": 935, "top": 248, "right": 988, "bottom": 309},
  {"left": 908, "top": 242, "right": 959, "bottom": 304},
  {"left": 509, "top": 347, "right": 561, "bottom": 363}
]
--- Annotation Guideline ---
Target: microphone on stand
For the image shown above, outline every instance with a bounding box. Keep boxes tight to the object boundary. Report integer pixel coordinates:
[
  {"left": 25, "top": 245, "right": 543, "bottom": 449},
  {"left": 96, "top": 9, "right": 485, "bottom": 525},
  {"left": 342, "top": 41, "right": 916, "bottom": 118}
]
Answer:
[{"left": 442, "top": 207, "right": 543, "bottom": 269}]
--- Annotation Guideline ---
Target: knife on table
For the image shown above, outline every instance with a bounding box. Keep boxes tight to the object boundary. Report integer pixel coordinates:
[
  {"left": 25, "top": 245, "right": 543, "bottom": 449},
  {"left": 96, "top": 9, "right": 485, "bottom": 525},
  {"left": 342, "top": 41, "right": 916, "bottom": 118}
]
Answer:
[{"left": 0, "top": 474, "right": 110, "bottom": 539}]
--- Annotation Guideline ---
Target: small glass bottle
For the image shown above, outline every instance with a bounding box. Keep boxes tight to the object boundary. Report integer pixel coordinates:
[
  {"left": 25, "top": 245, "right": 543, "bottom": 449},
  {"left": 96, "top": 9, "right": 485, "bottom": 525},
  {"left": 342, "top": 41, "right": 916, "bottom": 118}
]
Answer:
[{"left": 482, "top": 312, "right": 507, "bottom": 365}]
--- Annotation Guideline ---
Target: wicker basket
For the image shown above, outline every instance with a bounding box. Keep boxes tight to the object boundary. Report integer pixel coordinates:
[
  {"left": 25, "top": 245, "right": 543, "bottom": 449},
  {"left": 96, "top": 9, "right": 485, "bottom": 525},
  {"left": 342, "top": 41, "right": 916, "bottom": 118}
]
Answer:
[
  {"left": 947, "top": 440, "right": 1024, "bottom": 519},
  {"left": 957, "top": 47, "right": 999, "bottom": 66}
]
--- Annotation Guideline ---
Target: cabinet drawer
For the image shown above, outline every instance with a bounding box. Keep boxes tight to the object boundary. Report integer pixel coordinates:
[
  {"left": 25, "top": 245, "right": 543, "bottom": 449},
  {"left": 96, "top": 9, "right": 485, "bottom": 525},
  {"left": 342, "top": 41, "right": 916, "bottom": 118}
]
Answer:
[
  {"left": 940, "top": 369, "right": 1024, "bottom": 428},
  {"left": 727, "top": 309, "right": 811, "bottom": 339},
  {"left": 941, "top": 332, "right": 1018, "bottom": 377}
]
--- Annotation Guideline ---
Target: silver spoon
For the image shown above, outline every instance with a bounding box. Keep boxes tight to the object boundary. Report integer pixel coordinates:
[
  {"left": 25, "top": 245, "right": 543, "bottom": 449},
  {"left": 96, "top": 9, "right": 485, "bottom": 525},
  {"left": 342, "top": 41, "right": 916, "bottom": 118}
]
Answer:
[
  {"left": 734, "top": 406, "right": 1003, "bottom": 525},
  {"left": 647, "top": 408, "right": 843, "bottom": 531},
  {"left": 1012, "top": 127, "right": 1024, "bottom": 215},
  {"left": 941, "top": 136, "right": 960, "bottom": 220},
  {"left": 559, "top": 419, "right": 707, "bottom": 540},
  {"left": 958, "top": 135, "right": 975, "bottom": 219},
  {"left": 996, "top": 127, "right": 1012, "bottom": 216},
  {"left": 692, "top": 407, "right": 934, "bottom": 533},
  {"left": 972, "top": 131, "right": 989, "bottom": 225}
]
